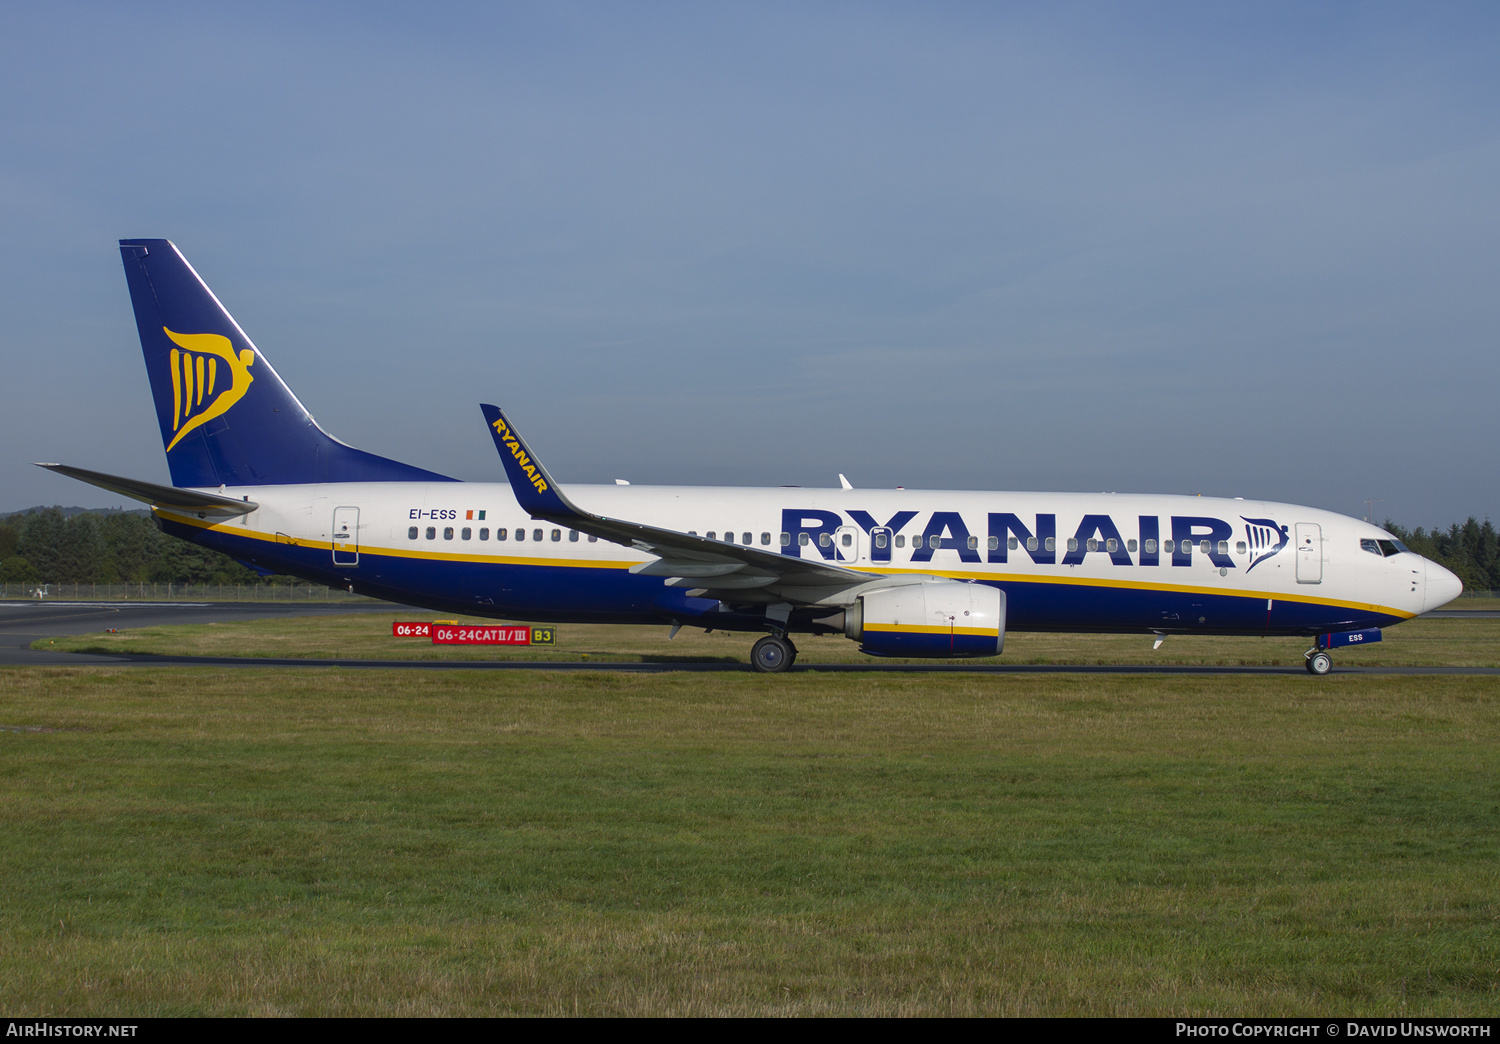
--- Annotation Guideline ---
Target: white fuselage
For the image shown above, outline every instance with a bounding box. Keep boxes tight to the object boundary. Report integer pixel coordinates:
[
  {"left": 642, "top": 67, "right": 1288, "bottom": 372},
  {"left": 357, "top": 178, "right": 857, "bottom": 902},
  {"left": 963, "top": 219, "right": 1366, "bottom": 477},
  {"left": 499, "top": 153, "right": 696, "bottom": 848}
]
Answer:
[{"left": 160, "top": 482, "right": 1461, "bottom": 635}]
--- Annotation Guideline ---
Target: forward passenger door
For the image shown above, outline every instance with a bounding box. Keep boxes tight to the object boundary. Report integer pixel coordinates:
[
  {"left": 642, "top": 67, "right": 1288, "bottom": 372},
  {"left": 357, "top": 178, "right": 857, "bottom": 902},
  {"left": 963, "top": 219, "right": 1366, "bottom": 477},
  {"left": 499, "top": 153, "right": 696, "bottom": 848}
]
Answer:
[{"left": 1295, "top": 523, "right": 1321, "bottom": 584}]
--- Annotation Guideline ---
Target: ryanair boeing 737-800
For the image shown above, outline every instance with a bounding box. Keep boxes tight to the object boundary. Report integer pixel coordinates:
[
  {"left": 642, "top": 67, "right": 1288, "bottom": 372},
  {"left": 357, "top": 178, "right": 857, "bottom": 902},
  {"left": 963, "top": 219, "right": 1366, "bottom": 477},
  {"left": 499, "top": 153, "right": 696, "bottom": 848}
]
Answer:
[{"left": 39, "top": 240, "right": 1463, "bottom": 673}]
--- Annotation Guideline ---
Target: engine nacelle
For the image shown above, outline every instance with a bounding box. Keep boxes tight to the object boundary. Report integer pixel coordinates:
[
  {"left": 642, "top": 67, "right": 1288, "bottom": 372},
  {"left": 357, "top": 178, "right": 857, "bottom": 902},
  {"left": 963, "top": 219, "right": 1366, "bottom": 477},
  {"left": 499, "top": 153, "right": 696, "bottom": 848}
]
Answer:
[{"left": 843, "top": 580, "right": 1005, "bottom": 658}]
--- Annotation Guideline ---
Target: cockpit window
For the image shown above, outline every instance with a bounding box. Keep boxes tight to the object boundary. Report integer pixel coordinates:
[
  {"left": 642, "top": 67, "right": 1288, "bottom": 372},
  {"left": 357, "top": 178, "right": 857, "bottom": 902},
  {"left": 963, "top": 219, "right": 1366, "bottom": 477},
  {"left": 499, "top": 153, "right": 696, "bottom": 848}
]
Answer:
[
  {"left": 1378, "top": 539, "right": 1403, "bottom": 557},
  {"left": 1361, "top": 539, "right": 1381, "bottom": 556}
]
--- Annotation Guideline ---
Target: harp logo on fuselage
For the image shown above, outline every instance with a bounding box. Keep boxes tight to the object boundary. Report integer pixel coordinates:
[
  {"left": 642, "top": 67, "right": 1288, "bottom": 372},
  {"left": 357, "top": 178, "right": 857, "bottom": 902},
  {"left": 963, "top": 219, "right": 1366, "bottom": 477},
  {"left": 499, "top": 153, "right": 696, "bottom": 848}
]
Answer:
[
  {"left": 1241, "top": 516, "right": 1289, "bottom": 573},
  {"left": 163, "top": 328, "right": 256, "bottom": 451}
]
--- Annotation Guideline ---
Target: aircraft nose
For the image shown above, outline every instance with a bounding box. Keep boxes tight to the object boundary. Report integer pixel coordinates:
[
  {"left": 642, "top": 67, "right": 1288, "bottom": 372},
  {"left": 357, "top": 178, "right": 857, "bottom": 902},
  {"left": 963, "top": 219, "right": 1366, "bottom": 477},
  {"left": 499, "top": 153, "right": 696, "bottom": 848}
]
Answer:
[{"left": 1424, "top": 559, "right": 1463, "bottom": 613}]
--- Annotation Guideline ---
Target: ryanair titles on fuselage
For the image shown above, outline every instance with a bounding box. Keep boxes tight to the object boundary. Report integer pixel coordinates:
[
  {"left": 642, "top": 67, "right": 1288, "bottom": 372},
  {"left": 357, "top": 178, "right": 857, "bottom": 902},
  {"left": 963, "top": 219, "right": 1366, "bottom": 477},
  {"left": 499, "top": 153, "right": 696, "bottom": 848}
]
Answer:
[{"left": 776, "top": 509, "right": 1288, "bottom": 569}]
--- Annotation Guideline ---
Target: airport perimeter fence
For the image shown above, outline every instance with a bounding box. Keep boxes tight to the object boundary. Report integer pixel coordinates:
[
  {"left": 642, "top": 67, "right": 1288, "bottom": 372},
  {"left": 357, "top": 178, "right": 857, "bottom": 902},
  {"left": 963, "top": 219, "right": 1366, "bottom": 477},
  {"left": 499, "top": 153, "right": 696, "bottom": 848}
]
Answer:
[{"left": 0, "top": 582, "right": 388, "bottom": 603}]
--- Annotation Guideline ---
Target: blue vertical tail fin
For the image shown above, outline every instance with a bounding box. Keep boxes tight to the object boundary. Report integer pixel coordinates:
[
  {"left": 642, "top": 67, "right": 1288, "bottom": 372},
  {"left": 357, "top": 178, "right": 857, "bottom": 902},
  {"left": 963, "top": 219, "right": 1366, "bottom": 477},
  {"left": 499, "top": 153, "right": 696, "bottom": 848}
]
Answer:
[{"left": 119, "top": 239, "right": 453, "bottom": 487}]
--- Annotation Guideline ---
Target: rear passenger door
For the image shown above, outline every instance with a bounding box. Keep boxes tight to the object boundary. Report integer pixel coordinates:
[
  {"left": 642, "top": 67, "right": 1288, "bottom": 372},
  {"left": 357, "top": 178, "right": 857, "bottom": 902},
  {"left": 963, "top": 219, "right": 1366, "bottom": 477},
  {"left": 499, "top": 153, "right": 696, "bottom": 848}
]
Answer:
[{"left": 332, "top": 506, "right": 360, "bottom": 566}]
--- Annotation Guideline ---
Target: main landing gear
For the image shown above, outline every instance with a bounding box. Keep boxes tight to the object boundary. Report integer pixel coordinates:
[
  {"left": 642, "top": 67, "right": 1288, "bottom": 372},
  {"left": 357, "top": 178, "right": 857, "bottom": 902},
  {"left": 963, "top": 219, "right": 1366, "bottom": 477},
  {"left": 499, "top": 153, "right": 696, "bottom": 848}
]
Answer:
[
  {"left": 1304, "top": 649, "right": 1333, "bottom": 675},
  {"left": 750, "top": 635, "right": 798, "bottom": 673}
]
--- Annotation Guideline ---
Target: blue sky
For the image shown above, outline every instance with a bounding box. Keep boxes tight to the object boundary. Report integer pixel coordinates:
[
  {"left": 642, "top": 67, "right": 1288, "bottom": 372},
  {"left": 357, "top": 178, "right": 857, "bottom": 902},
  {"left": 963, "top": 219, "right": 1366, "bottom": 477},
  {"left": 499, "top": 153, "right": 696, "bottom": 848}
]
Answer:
[{"left": 3, "top": 3, "right": 1497, "bottom": 527}]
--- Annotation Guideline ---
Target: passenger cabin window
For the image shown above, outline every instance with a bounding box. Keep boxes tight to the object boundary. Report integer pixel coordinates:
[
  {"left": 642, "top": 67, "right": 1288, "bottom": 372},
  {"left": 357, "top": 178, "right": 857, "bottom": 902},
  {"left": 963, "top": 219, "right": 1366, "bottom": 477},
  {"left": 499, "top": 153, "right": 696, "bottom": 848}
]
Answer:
[
  {"left": 569, "top": 530, "right": 579, "bottom": 542},
  {"left": 1026, "top": 537, "right": 1037, "bottom": 552},
  {"left": 988, "top": 536, "right": 1000, "bottom": 551},
  {"left": 443, "top": 527, "right": 454, "bottom": 540},
  {"left": 1085, "top": 538, "right": 1097, "bottom": 552},
  {"left": 426, "top": 527, "right": 436, "bottom": 540},
  {"left": 551, "top": 529, "right": 561, "bottom": 542},
  {"left": 707, "top": 532, "right": 716, "bottom": 541},
  {"left": 1200, "top": 540, "right": 1211, "bottom": 555},
  {"left": 1217, "top": 541, "right": 1227, "bottom": 555},
  {"left": 780, "top": 533, "right": 790, "bottom": 546},
  {"left": 533, "top": 529, "right": 544, "bottom": 542},
  {"left": 408, "top": 527, "right": 418, "bottom": 540},
  {"left": 819, "top": 533, "right": 832, "bottom": 547},
  {"left": 1127, "top": 539, "right": 1137, "bottom": 553},
  {"left": 743, "top": 532, "right": 753, "bottom": 544},
  {"left": 515, "top": 528, "right": 524, "bottom": 541},
  {"left": 496, "top": 528, "right": 507, "bottom": 541},
  {"left": 875, "top": 533, "right": 888, "bottom": 549},
  {"left": 929, "top": 535, "right": 941, "bottom": 550},
  {"left": 480, "top": 528, "right": 489, "bottom": 540},
  {"left": 895, "top": 535, "right": 906, "bottom": 548},
  {"left": 1044, "top": 537, "right": 1055, "bottom": 552},
  {"left": 1162, "top": 539, "right": 1173, "bottom": 553},
  {"left": 761, "top": 533, "right": 771, "bottom": 545},
  {"left": 589, "top": 535, "right": 598, "bottom": 542},
  {"left": 1106, "top": 538, "right": 1118, "bottom": 553},
  {"left": 1067, "top": 538, "right": 1079, "bottom": 552},
  {"left": 1236, "top": 541, "right": 1246, "bottom": 554},
  {"left": 799, "top": 533, "right": 810, "bottom": 546},
  {"left": 967, "top": 536, "right": 979, "bottom": 550},
  {"left": 842, "top": 533, "right": 853, "bottom": 547},
  {"left": 461, "top": 527, "right": 472, "bottom": 540}
]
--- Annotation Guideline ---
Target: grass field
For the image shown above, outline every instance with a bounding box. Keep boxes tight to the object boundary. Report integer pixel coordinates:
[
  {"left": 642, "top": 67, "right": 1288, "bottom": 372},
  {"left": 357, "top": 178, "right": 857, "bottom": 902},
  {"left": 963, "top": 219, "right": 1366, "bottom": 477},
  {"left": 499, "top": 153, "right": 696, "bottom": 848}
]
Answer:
[
  {"left": 2, "top": 665, "right": 1498, "bottom": 1015},
  {"left": 40, "top": 610, "right": 1500, "bottom": 667}
]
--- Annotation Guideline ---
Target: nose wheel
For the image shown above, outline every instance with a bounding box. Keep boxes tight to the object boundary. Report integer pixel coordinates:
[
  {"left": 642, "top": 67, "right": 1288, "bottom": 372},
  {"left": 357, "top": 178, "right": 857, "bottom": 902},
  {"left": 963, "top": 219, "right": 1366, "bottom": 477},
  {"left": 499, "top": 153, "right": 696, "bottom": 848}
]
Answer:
[
  {"left": 751, "top": 635, "right": 798, "bottom": 673},
  {"left": 1305, "top": 650, "right": 1332, "bottom": 675}
]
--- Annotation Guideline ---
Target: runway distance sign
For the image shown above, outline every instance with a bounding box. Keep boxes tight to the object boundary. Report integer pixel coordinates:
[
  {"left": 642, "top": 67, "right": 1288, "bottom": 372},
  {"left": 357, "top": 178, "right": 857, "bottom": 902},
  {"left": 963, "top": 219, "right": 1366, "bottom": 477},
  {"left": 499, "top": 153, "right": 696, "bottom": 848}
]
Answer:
[{"left": 431, "top": 625, "right": 556, "bottom": 646}]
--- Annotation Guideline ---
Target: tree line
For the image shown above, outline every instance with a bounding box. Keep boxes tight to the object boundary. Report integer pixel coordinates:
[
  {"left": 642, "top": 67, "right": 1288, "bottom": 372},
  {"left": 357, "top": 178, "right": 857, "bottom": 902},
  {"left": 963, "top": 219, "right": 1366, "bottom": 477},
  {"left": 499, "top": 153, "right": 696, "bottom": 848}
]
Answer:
[
  {"left": 0, "top": 507, "right": 283, "bottom": 585},
  {"left": 1385, "top": 518, "right": 1500, "bottom": 595},
  {"left": 1, "top": 504, "right": 1496, "bottom": 593}
]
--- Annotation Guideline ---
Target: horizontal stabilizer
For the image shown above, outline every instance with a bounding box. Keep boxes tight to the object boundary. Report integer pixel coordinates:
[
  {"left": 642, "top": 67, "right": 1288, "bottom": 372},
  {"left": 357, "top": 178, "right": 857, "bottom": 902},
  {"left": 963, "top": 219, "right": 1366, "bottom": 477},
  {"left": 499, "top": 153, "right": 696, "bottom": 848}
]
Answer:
[{"left": 34, "top": 463, "right": 258, "bottom": 519}]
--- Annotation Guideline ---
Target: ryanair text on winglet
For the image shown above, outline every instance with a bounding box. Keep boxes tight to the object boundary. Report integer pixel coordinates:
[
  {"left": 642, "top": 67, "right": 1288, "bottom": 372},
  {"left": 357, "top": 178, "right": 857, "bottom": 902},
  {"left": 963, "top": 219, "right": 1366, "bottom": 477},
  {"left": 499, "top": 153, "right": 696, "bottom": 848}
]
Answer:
[{"left": 491, "top": 418, "right": 549, "bottom": 493}]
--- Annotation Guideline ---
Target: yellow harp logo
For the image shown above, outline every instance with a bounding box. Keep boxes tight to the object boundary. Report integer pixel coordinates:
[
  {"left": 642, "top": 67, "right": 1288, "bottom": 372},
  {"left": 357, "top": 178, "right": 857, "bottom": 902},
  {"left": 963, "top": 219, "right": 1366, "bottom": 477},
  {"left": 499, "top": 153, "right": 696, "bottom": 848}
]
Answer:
[{"left": 163, "top": 328, "right": 255, "bottom": 451}]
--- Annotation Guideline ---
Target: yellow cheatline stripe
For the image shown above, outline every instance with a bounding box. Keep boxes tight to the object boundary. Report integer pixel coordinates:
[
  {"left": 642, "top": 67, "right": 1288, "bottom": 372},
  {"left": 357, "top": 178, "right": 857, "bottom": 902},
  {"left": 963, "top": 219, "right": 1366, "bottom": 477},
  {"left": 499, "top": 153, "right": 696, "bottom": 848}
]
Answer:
[
  {"left": 856, "top": 564, "right": 1416, "bottom": 620},
  {"left": 863, "top": 623, "right": 996, "bottom": 636},
  {"left": 156, "top": 510, "right": 1414, "bottom": 619},
  {"left": 157, "top": 511, "right": 638, "bottom": 570}
]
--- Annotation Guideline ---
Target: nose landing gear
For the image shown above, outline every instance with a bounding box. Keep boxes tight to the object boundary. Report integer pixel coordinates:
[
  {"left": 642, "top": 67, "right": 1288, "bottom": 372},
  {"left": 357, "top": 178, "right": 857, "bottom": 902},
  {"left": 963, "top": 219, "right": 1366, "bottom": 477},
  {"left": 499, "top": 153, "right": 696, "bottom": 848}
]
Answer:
[
  {"left": 751, "top": 635, "right": 798, "bottom": 673},
  {"left": 1305, "top": 649, "right": 1332, "bottom": 675}
]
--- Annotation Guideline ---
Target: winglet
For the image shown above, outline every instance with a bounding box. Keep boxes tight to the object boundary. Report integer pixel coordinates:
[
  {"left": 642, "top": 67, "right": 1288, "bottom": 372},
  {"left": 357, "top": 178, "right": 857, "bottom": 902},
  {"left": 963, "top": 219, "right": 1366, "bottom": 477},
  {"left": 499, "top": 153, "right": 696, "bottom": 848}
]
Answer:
[{"left": 480, "top": 404, "right": 583, "bottom": 521}]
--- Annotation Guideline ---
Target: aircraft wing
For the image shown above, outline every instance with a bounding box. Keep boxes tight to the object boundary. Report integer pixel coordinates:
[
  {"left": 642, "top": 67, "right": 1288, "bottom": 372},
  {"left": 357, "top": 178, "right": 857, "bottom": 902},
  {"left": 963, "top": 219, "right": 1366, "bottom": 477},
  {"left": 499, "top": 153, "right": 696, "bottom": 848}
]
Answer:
[
  {"left": 34, "top": 463, "right": 258, "bottom": 519},
  {"left": 479, "top": 404, "right": 873, "bottom": 597}
]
